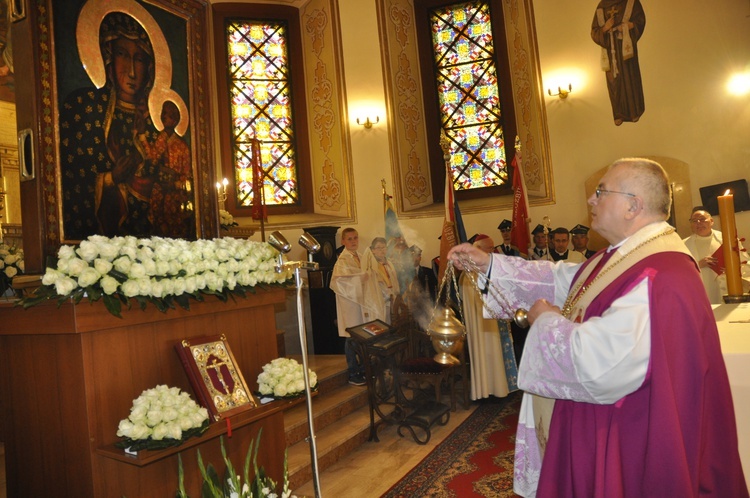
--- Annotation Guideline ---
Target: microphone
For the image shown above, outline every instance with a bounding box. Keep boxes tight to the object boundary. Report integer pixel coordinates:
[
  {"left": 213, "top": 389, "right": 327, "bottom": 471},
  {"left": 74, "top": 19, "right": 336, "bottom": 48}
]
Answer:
[
  {"left": 268, "top": 231, "right": 291, "bottom": 254},
  {"left": 299, "top": 232, "right": 320, "bottom": 254}
]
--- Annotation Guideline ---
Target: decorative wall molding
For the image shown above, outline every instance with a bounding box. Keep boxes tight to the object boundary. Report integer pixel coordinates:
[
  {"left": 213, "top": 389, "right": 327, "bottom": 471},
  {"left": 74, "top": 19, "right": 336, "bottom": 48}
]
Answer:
[
  {"left": 379, "top": 0, "right": 433, "bottom": 211},
  {"left": 301, "top": 0, "right": 354, "bottom": 220}
]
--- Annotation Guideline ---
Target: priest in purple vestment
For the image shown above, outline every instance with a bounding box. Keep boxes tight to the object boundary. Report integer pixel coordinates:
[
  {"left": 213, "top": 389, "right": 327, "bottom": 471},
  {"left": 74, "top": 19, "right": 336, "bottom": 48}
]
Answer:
[{"left": 449, "top": 158, "right": 747, "bottom": 498}]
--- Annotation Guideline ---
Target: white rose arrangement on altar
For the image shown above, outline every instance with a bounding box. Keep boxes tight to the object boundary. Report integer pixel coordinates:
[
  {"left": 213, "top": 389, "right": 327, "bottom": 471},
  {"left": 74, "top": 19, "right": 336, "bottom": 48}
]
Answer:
[
  {"left": 116, "top": 384, "right": 209, "bottom": 451},
  {"left": 20, "top": 235, "right": 291, "bottom": 317},
  {"left": 257, "top": 358, "right": 318, "bottom": 399},
  {"left": 0, "top": 242, "right": 24, "bottom": 297}
]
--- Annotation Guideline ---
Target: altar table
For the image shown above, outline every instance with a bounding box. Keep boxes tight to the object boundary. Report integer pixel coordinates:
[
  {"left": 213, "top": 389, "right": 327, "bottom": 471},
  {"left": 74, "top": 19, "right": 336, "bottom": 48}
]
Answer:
[
  {"left": 714, "top": 303, "right": 750, "bottom": 484},
  {"left": 0, "top": 288, "right": 288, "bottom": 497}
]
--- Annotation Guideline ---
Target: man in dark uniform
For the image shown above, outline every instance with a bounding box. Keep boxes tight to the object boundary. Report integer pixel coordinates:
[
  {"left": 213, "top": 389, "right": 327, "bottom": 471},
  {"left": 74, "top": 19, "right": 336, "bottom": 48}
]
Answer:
[
  {"left": 495, "top": 219, "right": 523, "bottom": 257},
  {"left": 571, "top": 224, "right": 596, "bottom": 259},
  {"left": 529, "top": 224, "right": 553, "bottom": 261}
]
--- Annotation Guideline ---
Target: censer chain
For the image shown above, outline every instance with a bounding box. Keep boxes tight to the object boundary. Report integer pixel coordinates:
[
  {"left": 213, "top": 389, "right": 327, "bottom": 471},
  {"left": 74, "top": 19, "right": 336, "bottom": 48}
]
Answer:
[{"left": 449, "top": 257, "right": 530, "bottom": 328}]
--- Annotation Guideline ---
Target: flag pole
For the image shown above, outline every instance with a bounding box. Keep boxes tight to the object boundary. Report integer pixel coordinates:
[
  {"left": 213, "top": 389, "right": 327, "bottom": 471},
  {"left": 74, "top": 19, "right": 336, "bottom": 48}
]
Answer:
[
  {"left": 251, "top": 137, "right": 266, "bottom": 242},
  {"left": 437, "top": 133, "right": 458, "bottom": 284},
  {"left": 510, "top": 135, "right": 531, "bottom": 257},
  {"left": 381, "top": 178, "right": 389, "bottom": 214}
]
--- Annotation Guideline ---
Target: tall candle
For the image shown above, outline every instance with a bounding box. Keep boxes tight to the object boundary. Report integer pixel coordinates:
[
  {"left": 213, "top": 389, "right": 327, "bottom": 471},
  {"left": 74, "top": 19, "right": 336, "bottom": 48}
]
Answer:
[{"left": 717, "top": 190, "right": 743, "bottom": 296}]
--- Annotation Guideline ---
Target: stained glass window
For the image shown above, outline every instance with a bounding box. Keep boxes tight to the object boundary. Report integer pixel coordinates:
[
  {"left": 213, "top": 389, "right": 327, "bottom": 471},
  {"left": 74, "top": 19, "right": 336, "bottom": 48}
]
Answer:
[
  {"left": 225, "top": 20, "right": 298, "bottom": 207},
  {"left": 430, "top": 1, "right": 508, "bottom": 191}
]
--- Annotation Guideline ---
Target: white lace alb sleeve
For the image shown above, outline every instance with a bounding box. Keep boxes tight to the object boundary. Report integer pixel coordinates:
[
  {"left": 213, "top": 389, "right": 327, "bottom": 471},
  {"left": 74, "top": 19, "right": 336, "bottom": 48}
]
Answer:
[
  {"left": 483, "top": 255, "right": 580, "bottom": 318},
  {"left": 518, "top": 278, "right": 651, "bottom": 404}
]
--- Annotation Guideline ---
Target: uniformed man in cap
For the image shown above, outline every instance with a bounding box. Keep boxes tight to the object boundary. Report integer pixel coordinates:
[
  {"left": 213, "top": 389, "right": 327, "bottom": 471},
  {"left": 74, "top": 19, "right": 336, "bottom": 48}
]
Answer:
[
  {"left": 570, "top": 224, "right": 596, "bottom": 259},
  {"left": 530, "top": 224, "right": 553, "bottom": 261},
  {"left": 550, "top": 227, "right": 586, "bottom": 263},
  {"left": 495, "top": 219, "right": 523, "bottom": 257}
]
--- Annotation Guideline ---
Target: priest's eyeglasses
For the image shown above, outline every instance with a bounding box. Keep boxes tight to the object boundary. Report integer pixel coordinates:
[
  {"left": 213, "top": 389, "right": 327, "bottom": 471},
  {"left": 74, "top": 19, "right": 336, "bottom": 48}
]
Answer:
[{"left": 595, "top": 188, "right": 636, "bottom": 199}]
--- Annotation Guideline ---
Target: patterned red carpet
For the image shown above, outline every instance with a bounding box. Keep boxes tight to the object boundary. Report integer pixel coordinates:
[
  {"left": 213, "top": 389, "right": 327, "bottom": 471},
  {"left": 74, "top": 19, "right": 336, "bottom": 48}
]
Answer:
[{"left": 382, "top": 391, "right": 523, "bottom": 498}]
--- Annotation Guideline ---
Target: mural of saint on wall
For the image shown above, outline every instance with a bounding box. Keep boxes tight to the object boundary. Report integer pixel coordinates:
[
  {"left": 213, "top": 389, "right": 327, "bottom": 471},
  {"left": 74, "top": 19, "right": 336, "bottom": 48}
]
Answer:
[
  {"left": 56, "top": 0, "right": 195, "bottom": 241},
  {"left": 591, "top": 0, "right": 646, "bottom": 126}
]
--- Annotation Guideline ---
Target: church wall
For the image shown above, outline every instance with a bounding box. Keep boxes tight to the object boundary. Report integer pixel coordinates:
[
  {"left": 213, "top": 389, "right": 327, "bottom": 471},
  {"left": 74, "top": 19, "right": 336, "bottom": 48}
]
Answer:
[
  {"left": 212, "top": 0, "right": 750, "bottom": 262},
  {"left": 532, "top": 0, "right": 750, "bottom": 249},
  {"left": 2, "top": 0, "right": 744, "bottom": 262}
]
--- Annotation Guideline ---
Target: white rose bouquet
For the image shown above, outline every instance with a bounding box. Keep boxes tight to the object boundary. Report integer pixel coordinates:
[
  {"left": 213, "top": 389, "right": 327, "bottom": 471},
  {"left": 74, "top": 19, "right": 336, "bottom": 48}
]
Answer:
[
  {"left": 20, "top": 235, "right": 291, "bottom": 317},
  {"left": 256, "top": 358, "right": 318, "bottom": 399},
  {"left": 219, "top": 209, "right": 239, "bottom": 231},
  {"left": 116, "top": 384, "right": 209, "bottom": 451},
  {"left": 0, "top": 242, "right": 24, "bottom": 297}
]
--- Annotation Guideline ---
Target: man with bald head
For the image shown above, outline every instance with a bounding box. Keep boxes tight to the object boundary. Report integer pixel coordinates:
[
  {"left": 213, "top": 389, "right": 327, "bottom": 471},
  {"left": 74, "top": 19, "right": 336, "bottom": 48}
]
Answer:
[{"left": 448, "top": 158, "right": 747, "bottom": 497}]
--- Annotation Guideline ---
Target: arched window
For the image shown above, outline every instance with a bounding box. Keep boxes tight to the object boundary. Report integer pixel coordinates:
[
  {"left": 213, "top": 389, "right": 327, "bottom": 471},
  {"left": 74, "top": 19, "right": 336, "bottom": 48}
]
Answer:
[
  {"left": 214, "top": 2, "right": 355, "bottom": 225},
  {"left": 225, "top": 19, "right": 302, "bottom": 209},
  {"left": 214, "top": 4, "right": 330, "bottom": 220},
  {"left": 379, "top": 0, "right": 552, "bottom": 214},
  {"left": 418, "top": 0, "right": 516, "bottom": 200}
]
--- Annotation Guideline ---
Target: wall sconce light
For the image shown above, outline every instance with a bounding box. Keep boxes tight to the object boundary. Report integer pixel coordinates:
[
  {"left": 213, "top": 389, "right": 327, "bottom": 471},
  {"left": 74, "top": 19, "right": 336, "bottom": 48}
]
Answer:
[
  {"left": 547, "top": 84, "right": 573, "bottom": 99},
  {"left": 356, "top": 116, "right": 380, "bottom": 129}
]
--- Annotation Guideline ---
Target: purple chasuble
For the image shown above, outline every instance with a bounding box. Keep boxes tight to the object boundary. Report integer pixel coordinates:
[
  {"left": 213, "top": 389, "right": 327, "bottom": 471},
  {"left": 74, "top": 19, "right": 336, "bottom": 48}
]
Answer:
[{"left": 536, "top": 251, "right": 748, "bottom": 497}]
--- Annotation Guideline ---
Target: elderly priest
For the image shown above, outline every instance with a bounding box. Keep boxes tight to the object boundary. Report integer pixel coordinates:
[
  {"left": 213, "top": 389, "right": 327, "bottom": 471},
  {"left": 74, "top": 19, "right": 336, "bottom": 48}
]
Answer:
[{"left": 448, "top": 158, "right": 747, "bottom": 498}]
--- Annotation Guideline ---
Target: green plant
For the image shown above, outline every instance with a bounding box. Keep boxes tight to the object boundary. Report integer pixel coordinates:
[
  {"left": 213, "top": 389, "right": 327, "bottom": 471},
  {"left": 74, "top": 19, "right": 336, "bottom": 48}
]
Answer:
[{"left": 177, "top": 430, "right": 297, "bottom": 498}]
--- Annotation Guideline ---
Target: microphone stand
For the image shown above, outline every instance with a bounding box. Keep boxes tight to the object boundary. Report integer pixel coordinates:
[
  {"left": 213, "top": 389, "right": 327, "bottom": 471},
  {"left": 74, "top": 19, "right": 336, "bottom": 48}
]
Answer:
[{"left": 275, "top": 256, "right": 322, "bottom": 498}]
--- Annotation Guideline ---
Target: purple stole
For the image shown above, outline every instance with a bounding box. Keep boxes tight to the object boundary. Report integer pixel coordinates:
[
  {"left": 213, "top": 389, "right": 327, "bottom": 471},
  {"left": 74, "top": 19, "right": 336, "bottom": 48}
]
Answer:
[{"left": 536, "top": 252, "right": 748, "bottom": 497}]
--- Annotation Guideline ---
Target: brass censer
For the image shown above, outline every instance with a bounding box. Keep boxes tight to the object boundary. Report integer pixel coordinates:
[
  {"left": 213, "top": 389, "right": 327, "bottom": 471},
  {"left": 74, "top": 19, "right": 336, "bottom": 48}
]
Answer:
[{"left": 427, "top": 306, "right": 466, "bottom": 365}]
